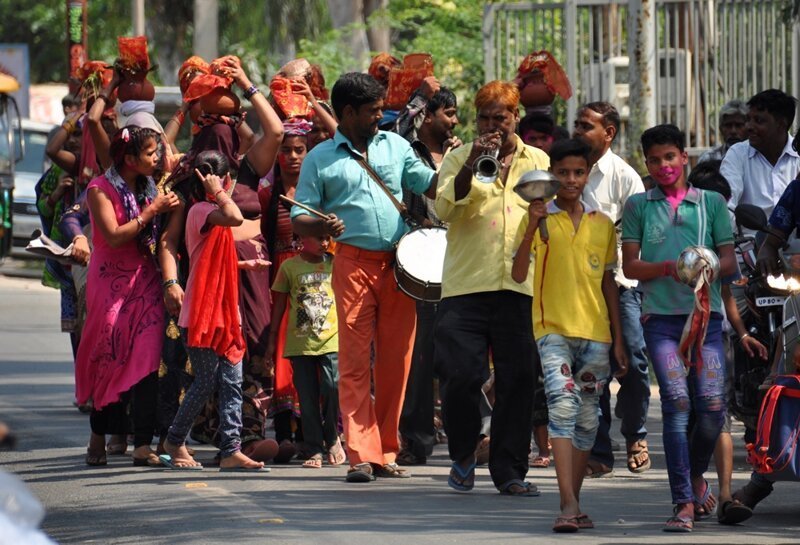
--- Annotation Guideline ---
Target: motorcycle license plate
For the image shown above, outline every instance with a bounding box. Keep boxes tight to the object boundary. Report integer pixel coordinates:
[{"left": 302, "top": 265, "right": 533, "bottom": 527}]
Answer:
[{"left": 756, "top": 296, "right": 786, "bottom": 307}]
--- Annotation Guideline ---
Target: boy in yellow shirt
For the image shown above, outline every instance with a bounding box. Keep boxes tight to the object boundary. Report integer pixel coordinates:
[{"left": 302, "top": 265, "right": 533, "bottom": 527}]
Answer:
[{"left": 512, "top": 138, "right": 627, "bottom": 532}]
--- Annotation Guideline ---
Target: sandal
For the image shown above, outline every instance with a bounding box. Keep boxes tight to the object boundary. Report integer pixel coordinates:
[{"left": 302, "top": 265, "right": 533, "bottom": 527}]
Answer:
[
  {"left": 576, "top": 513, "right": 594, "bottom": 529},
  {"left": 553, "top": 515, "right": 579, "bottom": 533},
  {"left": 529, "top": 455, "right": 551, "bottom": 468},
  {"left": 396, "top": 449, "right": 426, "bottom": 466},
  {"left": 692, "top": 479, "right": 717, "bottom": 520},
  {"left": 717, "top": 499, "right": 753, "bottom": 525},
  {"left": 448, "top": 460, "right": 476, "bottom": 491},
  {"left": 663, "top": 514, "right": 693, "bottom": 532},
  {"left": 498, "top": 479, "right": 540, "bottom": 497},
  {"left": 327, "top": 440, "right": 347, "bottom": 466},
  {"left": 302, "top": 454, "right": 323, "bottom": 469},
  {"left": 626, "top": 439, "right": 651, "bottom": 473},
  {"left": 133, "top": 452, "right": 162, "bottom": 467},
  {"left": 733, "top": 480, "right": 773, "bottom": 511},
  {"left": 85, "top": 449, "right": 107, "bottom": 467},
  {"left": 584, "top": 459, "right": 614, "bottom": 478}
]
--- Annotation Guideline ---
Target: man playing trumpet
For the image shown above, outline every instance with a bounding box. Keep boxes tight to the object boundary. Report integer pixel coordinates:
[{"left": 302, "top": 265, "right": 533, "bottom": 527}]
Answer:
[{"left": 434, "top": 80, "right": 549, "bottom": 495}]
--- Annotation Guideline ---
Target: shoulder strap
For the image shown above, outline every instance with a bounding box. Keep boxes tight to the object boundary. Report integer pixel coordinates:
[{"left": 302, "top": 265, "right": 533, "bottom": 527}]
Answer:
[{"left": 346, "top": 149, "right": 419, "bottom": 227}]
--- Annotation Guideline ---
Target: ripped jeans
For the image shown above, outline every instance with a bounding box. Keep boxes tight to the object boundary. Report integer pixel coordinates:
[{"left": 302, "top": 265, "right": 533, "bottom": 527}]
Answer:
[
  {"left": 538, "top": 334, "right": 610, "bottom": 451},
  {"left": 643, "top": 314, "right": 726, "bottom": 505}
]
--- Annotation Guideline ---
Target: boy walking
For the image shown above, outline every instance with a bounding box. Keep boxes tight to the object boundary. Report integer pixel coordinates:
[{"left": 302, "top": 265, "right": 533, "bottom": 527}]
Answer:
[
  {"left": 621, "top": 125, "right": 736, "bottom": 532},
  {"left": 512, "top": 139, "right": 627, "bottom": 532},
  {"left": 268, "top": 234, "right": 345, "bottom": 468}
]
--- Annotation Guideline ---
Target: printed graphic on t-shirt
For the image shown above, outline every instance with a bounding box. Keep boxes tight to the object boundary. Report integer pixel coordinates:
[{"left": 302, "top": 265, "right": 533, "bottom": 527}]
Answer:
[{"left": 295, "top": 271, "right": 334, "bottom": 338}]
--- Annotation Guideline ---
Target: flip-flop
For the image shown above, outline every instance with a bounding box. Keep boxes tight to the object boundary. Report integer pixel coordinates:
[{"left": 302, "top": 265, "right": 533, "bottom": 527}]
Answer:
[
  {"left": 693, "top": 479, "right": 717, "bottom": 520},
  {"left": 302, "top": 455, "right": 323, "bottom": 469},
  {"left": 663, "top": 514, "right": 693, "bottom": 532},
  {"left": 327, "top": 441, "right": 347, "bottom": 466},
  {"left": 529, "top": 455, "right": 551, "bottom": 468},
  {"left": 576, "top": 513, "right": 594, "bottom": 529},
  {"left": 717, "top": 499, "right": 753, "bottom": 525},
  {"left": 498, "top": 479, "right": 540, "bottom": 497},
  {"left": 553, "top": 515, "right": 579, "bottom": 533},
  {"left": 133, "top": 453, "right": 162, "bottom": 467},
  {"left": 448, "top": 461, "right": 476, "bottom": 491},
  {"left": 219, "top": 466, "right": 270, "bottom": 473},
  {"left": 158, "top": 454, "right": 203, "bottom": 471}
]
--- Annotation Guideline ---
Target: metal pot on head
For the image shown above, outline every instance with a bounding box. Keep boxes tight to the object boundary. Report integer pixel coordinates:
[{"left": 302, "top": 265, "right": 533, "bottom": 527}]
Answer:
[{"left": 514, "top": 170, "right": 561, "bottom": 241}]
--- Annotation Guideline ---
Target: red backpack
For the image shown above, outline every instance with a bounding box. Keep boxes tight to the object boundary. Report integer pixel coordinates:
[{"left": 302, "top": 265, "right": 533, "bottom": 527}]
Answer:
[{"left": 746, "top": 375, "right": 800, "bottom": 481}]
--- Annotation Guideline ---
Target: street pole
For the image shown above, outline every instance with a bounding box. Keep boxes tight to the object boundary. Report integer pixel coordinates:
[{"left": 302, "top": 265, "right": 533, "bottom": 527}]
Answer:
[
  {"left": 193, "top": 0, "right": 219, "bottom": 61},
  {"left": 132, "top": 0, "right": 145, "bottom": 36},
  {"left": 66, "top": 0, "right": 88, "bottom": 94},
  {"left": 627, "top": 0, "right": 657, "bottom": 168}
]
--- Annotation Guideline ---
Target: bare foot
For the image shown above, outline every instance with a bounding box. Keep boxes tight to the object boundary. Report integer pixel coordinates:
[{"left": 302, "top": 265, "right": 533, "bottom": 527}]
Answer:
[
  {"left": 132, "top": 445, "right": 156, "bottom": 458},
  {"left": 88, "top": 432, "right": 106, "bottom": 453},
  {"left": 163, "top": 440, "right": 201, "bottom": 468},
  {"left": 219, "top": 450, "right": 265, "bottom": 470}
]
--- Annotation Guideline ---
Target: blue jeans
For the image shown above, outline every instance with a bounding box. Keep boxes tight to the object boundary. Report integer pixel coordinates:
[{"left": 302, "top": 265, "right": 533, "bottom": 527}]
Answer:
[
  {"left": 591, "top": 287, "right": 650, "bottom": 467},
  {"left": 643, "top": 314, "right": 726, "bottom": 505},
  {"left": 538, "top": 334, "right": 610, "bottom": 451},
  {"left": 167, "top": 330, "right": 244, "bottom": 458}
]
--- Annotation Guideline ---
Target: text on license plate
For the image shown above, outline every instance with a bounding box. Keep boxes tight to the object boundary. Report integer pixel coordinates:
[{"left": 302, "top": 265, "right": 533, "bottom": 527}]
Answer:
[{"left": 756, "top": 296, "right": 786, "bottom": 307}]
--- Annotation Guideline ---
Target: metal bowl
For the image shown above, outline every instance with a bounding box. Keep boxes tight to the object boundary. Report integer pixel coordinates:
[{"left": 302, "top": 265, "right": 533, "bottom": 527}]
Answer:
[
  {"left": 676, "top": 245, "right": 720, "bottom": 287},
  {"left": 513, "top": 170, "right": 561, "bottom": 202}
]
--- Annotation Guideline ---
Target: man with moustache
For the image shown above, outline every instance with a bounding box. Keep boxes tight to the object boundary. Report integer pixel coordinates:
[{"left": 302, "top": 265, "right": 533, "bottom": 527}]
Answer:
[
  {"left": 572, "top": 102, "right": 649, "bottom": 478},
  {"left": 435, "top": 80, "right": 549, "bottom": 495},
  {"left": 394, "top": 84, "right": 461, "bottom": 466},
  {"left": 697, "top": 100, "right": 748, "bottom": 164},
  {"left": 721, "top": 89, "right": 800, "bottom": 216},
  {"left": 291, "top": 72, "right": 437, "bottom": 483}
]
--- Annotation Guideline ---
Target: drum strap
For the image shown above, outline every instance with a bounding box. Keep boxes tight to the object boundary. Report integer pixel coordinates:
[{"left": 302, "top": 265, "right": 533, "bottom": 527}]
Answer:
[{"left": 349, "top": 152, "right": 422, "bottom": 228}]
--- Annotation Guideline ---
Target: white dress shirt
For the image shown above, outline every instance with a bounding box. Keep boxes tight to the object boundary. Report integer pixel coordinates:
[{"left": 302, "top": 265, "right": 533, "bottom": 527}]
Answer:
[
  {"left": 721, "top": 135, "right": 800, "bottom": 217},
  {"left": 582, "top": 148, "right": 646, "bottom": 289}
]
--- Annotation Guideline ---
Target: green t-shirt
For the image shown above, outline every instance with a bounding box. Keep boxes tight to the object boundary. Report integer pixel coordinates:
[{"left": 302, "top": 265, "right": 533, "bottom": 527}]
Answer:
[
  {"left": 272, "top": 254, "right": 338, "bottom": 357},
  {"left": 621, "top": 185, "right": 733, "bottom": 316}
]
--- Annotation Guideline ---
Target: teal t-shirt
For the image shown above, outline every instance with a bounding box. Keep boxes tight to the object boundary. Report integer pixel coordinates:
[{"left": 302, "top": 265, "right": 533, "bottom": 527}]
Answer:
[
  {"left": 621, "top": 185, "right": 734, "bottom": 316},
  {"left": 271, "top": 254, "right": 338, "bottom": 357}
]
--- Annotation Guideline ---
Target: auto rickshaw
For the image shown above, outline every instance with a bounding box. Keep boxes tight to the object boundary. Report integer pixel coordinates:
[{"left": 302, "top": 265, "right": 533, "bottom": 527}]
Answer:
[{"left": 0, "top": 72, "right": 24, "bottom": 260}]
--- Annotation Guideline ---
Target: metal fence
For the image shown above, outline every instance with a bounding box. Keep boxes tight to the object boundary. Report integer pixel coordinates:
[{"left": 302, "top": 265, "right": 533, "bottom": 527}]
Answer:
[{"left": 483, "top": 0, "right": 800, "bottom": 159}]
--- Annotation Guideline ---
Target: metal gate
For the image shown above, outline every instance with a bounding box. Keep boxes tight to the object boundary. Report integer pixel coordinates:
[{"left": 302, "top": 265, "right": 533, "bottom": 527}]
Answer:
[{"left": 483, "top": 0, "right": 799, "bottom": 158}]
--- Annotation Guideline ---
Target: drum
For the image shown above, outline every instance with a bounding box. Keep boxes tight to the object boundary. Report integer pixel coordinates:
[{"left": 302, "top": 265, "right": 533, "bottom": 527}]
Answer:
[{"left": 394, "top": 227, "right": 447, "bottom": 302}]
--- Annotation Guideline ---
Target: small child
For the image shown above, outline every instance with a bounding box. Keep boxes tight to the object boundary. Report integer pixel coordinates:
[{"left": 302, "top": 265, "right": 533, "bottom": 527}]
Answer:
[
  {"left": 267, "top": 234, "right": 344, "bottom": 468},
  {"left": 621, "top": 124, "right": 736, "bottom": 532},
  {"left": 512, "top": 138, "right": 627, "bottom": 533}
]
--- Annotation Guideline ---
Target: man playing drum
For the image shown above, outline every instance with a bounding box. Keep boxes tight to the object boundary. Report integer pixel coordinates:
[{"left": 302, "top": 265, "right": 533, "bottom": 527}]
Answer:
[
  {"left": 434, "top": 80, "right": 549, "bottom": 495},
  {"left": 291, "top": 72, "right": 437, "bottom": 483}
]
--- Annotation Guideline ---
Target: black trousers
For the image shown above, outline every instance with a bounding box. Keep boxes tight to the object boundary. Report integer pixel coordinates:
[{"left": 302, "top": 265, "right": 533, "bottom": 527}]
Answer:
[
  {"left": 434, "top": 290, "right": 538, "bottom": 488},
  {"left": 399, "top": 300, "right": 438, "bottom": 459},
  {"left": 89, "top": 371, "right": 158, "bottom": 448}
]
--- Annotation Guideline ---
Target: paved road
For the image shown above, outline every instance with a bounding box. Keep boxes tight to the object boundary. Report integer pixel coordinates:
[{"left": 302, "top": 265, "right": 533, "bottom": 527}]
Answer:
[{"left": 1, "top": 275, "right": 799, "bottom": 545}]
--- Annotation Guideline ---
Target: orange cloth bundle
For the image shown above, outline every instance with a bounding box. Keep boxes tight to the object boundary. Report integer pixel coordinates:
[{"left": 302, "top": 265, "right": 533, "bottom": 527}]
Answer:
[
  {"left": 515, "top": 50, "right": 572, "bottom": 101},
  {"left": 76, "top": 61, "right": 114, "bottom": 102},
  {"left": 385, "top": 53, "right": 434, "bottom": 110},
  {"left": 269, "top": 76, "right": 312, "bottom": 119},
  {"left": 117, "top": 36, "right": 151, "bottom": 75},
  {"left": 179, "top": 56, "right": 210, "bottom": 95},
  {"left": 368, "top": 53, "right": 401, "bottom": 86}
]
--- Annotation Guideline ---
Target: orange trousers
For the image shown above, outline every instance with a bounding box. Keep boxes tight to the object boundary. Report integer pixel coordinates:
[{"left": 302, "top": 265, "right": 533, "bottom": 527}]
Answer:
[{"left": 332, "top": 243, "right": 417, "bottom": 466}]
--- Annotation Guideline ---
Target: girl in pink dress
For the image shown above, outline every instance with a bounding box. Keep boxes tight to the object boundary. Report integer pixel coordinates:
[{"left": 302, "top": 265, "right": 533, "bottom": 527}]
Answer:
[{"left": 76, "top": 126, "right": 180, "bottom": 466}]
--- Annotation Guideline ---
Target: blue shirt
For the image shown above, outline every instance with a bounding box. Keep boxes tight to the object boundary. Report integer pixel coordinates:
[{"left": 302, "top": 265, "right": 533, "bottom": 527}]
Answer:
[
  {"left": 768, "top": 178, "right": 800, "bottom": 237},
  {"left": 292, "top": 130, "right": 435, "bottom": 251}
]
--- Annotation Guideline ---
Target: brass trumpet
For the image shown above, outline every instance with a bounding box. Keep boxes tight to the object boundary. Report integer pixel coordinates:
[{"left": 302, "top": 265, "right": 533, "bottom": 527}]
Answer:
[{"left": 472, "top": 133, "right": 503, "bottom": 183}]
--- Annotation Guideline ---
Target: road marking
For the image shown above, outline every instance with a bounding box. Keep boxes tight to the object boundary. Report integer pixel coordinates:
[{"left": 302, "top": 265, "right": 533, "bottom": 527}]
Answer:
[{"left": 183, "top": 482, "right": 285, "bottom": 525}]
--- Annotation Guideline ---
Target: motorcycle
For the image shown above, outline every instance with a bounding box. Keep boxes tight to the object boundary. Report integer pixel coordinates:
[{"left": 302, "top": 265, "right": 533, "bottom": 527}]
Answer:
[{"left": 730, "top": 204, "right": 800, "bottom": 433}]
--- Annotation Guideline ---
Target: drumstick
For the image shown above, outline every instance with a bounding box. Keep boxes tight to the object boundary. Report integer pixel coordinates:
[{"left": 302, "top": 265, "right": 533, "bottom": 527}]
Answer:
[{"left": 279, "top": 194, "right": 329, "bottom": 219}]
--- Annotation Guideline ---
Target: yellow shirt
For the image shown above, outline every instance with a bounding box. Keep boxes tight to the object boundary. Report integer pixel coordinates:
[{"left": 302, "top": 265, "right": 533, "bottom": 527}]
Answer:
[
  {"left": 435, "top": 136, "right": 550, "bottom": 298},
  {"left": 522, "top": 200, "right": 617, "bottom": 343}
]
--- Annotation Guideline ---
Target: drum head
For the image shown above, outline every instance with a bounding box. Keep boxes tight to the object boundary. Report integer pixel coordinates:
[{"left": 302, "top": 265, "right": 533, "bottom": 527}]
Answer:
[{"left": 396, "top": 227, "right": 447, "bottom": 284}]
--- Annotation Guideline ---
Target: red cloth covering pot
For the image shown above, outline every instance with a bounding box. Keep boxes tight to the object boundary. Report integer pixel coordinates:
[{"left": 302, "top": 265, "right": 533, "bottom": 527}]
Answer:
[
  {"left": 179, "top": 56, "right": 210, "bottom": 95},
  {"left": 269, "top": 76, "right": 311, "bottom": 119},
  {"left": 368, "top": 53, "right": 401, "bottom": 87},
  {"left": 117, "top": 36, "right": 151, "bottom": 77},
  {"left": 514, "top": 50, "right": 572, "bottom": 107},
  {"left": 385, "top": 53, "right": 434, "bottom": 110}
]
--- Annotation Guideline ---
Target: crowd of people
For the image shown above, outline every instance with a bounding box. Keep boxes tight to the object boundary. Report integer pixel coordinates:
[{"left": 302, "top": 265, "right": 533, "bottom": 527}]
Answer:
[{"left": 34, "top": 44, "right": 800, "bottom": 534}]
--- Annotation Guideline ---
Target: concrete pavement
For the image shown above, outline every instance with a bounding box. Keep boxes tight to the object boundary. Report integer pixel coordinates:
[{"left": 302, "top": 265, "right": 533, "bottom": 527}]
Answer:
[{"left": 1, "top": 274, "right": 799, "bottom": 544}]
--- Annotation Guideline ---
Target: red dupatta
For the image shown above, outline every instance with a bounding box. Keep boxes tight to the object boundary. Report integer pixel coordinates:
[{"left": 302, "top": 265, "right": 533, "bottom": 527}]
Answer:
[{"left": 187, "top": 223, "right": 246, "bottom": 363}]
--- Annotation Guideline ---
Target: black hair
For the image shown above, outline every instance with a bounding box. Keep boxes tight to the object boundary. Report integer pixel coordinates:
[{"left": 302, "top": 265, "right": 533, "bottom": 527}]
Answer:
[
  {"left": 61, "top": 94, "right": 80, "bottom": 109},
  {"left": 330, "top": 72, "right": 386, "bottom": 119},
  {"left": 580, "top": 101, "right": 621, "bottom": 134},
  {"left": 519, "top": 113, "right": 555, "bottom": 136},
  {"left": 189, "top": 150, "right": 230, "bottom": 203},
  {"left": 109, "top": 126, "right": 159, "bottom": 172},
  {"left": 688, "top": 160, "right": 731, "bottom": 200},
  {"left": 548, "top": 138, "right": 592, "bottom": 165},
  {"left": 426, "top": 87, "right": 457, "bottom": 114},
  {"left": 747, "top": 89, "right": 797, "bottom": 128},
  {"left": 553, "top": 126, "right": 570, "bottom": 142},
  {"left": 641, "top": 124, "right": 685, "bottom": 155}
]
